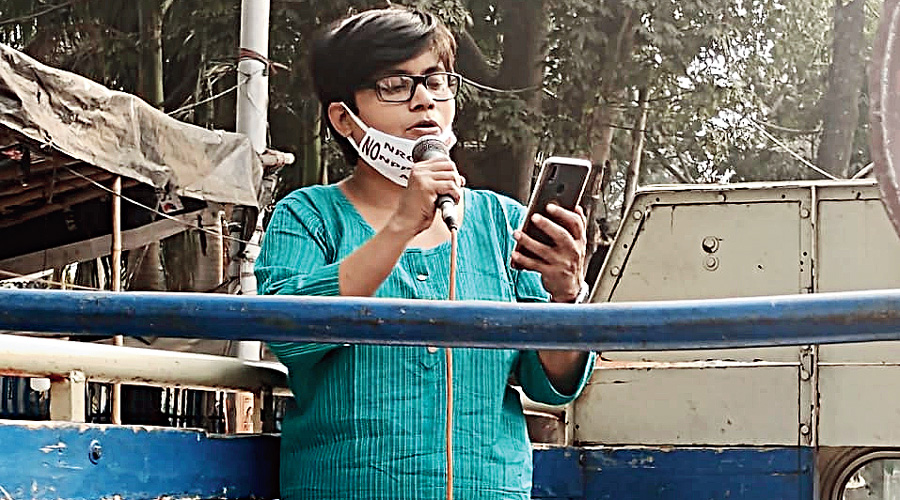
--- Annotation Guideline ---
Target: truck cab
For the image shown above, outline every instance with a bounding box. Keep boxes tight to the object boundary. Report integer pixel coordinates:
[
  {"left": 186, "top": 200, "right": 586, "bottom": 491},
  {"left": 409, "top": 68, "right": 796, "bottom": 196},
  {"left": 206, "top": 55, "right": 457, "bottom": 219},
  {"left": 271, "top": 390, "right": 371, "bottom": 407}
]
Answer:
[{"left": 573, "top": 179, "right": 900, "bottom": 499}]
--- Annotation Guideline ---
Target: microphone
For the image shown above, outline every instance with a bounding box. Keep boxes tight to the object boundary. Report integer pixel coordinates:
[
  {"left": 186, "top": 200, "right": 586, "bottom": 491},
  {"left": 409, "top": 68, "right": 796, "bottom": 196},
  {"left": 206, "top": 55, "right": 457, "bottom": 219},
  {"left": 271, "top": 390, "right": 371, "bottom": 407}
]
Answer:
[{"left": 412, "top": 136, "right": 459, "bottom": 230}]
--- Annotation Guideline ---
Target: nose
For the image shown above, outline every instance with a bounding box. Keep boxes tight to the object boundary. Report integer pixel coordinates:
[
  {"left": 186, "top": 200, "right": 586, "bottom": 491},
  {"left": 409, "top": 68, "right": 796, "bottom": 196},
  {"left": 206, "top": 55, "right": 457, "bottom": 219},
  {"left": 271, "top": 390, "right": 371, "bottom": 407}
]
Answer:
[{"left": 408, "top": 81, "right": 436, "bottom": 110}]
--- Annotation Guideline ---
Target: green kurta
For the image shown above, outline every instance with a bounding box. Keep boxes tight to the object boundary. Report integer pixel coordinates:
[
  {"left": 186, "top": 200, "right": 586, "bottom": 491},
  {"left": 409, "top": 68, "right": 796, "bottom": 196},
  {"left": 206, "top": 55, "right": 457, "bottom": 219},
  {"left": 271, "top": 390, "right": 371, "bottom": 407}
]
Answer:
[{"left": 256, "top": 184, "right": 595, "bottom": 500}]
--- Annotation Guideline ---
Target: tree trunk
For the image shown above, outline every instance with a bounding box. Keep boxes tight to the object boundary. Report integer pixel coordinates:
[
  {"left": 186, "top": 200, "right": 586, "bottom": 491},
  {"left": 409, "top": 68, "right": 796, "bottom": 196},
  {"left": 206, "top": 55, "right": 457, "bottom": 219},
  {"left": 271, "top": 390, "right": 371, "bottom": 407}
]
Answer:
[
  {"left": 136, "top": 0, "right": 222, "bottom": 293},
  {"left": 74, "top": 260, "right": 100, "bottom": 290},
  {"left": 458, "top": 0, "right": 547, "bottom": 202},
  {"left": 622, "top": 87, "right": 649, "bottom": 218},
  {"left": 128, "top": 243, "right": 166, "bottom": 291},
  {"left": 130, "top": 0, "right": 169, "bottom": 292},
  {"left": 272, "top": 100, "right": 321, "bottom": 197},
  {"left": 582, "top": 3, "right": 638, "bottom": 287},
  {"left": 137, "top": 0, "right": 165, "bottom": 107},
  {"left": 161, "top": 209, "right": 224, "bottom": 292},
  {"left": 816, "top": 0, "right": 866, "bottom": 178},
  {"left": 299, "top": 106, "right": 323, "bottom": 186}
]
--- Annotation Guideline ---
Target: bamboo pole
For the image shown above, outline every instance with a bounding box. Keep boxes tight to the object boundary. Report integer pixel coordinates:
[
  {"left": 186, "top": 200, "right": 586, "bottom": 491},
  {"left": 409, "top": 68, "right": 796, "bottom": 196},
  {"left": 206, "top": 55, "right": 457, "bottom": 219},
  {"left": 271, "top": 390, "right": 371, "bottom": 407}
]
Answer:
[
  {"left": 111, "top": 176, "right": 122, "bottom": 294},
  {"left": 111, "top": 177, "right": 123, "bottom": 425}
]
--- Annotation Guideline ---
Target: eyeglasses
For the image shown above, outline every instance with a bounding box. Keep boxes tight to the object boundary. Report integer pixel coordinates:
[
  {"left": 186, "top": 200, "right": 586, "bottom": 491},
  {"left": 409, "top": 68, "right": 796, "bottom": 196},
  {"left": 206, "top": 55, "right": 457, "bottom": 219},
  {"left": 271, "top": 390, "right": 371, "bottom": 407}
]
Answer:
[{"left": 368, "top": 72, "right": 462, "bottom": 103}]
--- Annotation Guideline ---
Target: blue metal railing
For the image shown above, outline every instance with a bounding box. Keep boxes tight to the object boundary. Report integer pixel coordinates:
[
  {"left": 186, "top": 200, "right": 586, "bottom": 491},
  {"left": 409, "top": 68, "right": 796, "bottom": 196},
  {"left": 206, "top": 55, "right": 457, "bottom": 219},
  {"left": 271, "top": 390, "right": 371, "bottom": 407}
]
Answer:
[
  {"left": 2, "top": 288, "right": 900, "bottom": 350},
  {"left": 0, "top": 287, "right": 887, "bottom": 500}
]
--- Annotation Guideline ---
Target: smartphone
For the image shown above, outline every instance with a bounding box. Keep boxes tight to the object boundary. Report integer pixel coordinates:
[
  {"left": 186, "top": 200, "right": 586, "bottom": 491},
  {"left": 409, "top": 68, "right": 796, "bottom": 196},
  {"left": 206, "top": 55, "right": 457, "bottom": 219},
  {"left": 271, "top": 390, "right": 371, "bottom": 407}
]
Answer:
[{"left": 513, "top": 156, "right": 592, "bottom": 264}]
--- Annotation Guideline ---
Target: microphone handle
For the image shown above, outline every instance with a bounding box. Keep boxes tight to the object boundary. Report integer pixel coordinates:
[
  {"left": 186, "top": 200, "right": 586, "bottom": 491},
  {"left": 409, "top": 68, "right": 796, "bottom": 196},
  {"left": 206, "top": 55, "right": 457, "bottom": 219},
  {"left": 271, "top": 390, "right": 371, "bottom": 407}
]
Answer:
[
  {"left": 436, "top": 194, "right": 458, "bottom": 230},
  {"left": 419, "top": 150, "right": 460, "bottom": 230}
]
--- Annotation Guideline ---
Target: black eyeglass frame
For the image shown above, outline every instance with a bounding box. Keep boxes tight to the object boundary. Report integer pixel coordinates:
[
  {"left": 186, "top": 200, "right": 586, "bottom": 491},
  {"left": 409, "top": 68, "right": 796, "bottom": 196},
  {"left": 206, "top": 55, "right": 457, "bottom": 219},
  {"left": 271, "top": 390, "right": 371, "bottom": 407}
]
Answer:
[{"left": 365, "top": 72, "right": 462, "bottom": 103}]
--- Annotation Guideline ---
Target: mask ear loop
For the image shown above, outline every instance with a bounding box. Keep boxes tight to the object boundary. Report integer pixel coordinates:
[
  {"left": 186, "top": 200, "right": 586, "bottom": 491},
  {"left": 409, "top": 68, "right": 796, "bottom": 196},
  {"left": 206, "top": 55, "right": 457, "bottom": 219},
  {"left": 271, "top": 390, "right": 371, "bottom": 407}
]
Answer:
[{"left": 339, "top": 102, "right": 370, "bottom": 135}]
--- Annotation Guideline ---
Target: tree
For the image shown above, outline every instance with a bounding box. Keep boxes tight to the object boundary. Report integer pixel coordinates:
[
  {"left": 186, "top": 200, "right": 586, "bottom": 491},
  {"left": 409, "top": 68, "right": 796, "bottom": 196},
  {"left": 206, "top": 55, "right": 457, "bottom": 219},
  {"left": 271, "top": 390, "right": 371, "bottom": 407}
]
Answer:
[
  {"left": 817, "top": 0, "right": 868, "bottom": 178},
  {"left": 1, "top": 0, "right": 882, "bottom": 280}
]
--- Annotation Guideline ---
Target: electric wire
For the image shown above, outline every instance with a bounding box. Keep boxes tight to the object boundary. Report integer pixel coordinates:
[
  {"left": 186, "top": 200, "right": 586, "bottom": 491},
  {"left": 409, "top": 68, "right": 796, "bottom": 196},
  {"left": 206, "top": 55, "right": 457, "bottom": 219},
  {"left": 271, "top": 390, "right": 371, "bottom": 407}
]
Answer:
[
  {"left": 167, "top": 69, "right": 260, "bottom": 118},
  {"left": 168, "top": 82, "right": 240, "bottom": 118},
  {"left": 748, "top": 119, "right": 839, "bottom": 180},
  {"left": 61, "top": 166, "right": 260, "bottom": 248},
  {"left": 461, "top": 75, "right": 545, "bottom": 95}
]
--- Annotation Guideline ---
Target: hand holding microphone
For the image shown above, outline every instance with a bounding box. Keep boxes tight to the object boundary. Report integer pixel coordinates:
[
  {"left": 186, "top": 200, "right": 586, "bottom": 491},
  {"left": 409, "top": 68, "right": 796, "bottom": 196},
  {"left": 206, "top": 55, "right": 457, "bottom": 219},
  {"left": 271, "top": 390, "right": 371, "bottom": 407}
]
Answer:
[{"left": 412, "top": 136, "right": 460, "bottom": 230}]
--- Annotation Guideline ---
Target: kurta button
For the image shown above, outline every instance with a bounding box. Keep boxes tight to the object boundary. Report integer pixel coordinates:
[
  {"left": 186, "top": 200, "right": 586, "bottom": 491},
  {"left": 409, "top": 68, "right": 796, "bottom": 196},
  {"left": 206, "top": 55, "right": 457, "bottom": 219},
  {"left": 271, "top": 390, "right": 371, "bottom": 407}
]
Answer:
[
  {"left": 427, "top": 346, "right": 439, "bottom": 354},
  {"left": 416, "top": 273, "right": 428, "bottom": 281}
]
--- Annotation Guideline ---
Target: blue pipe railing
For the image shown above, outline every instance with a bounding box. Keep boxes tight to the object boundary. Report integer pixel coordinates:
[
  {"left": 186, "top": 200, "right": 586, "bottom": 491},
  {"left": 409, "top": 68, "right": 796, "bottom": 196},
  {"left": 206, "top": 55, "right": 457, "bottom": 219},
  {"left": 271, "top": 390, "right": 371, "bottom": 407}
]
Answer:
[{"left": 2, "top": 288, "right": 900, "bottom": 350}]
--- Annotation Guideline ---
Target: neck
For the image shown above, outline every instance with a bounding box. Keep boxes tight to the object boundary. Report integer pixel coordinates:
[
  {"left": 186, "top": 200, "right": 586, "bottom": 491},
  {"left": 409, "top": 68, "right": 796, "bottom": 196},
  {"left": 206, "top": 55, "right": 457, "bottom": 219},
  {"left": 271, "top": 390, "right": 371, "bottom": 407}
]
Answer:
[{"left": 341, "top": 161, "right": 404, "bottom": 211}]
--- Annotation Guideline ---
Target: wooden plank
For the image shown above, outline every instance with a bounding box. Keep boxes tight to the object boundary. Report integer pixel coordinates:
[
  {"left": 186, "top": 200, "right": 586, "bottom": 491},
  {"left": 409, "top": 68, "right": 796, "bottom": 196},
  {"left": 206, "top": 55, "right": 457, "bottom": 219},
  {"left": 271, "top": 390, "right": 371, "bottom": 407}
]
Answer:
[
  {"left": 0, "top": 178, "right": 140, "bottom": 229},
  {"left": 48, "top": 370, "right": 86, "bottom": 423},
  {"left": 0, "top": 172, "right": 113, "bottom": 209},
  {"left": 0, "top": 208, "right": 205, "bottom": 275}
]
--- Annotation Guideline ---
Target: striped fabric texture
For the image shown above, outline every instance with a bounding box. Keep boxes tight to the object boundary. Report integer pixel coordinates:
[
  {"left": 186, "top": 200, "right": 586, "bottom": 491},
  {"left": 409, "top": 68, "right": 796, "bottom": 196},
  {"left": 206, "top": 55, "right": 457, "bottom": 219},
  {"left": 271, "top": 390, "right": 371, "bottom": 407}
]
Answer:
[{"left": 256, "top": 185, "right": 595, "bottom": 500}]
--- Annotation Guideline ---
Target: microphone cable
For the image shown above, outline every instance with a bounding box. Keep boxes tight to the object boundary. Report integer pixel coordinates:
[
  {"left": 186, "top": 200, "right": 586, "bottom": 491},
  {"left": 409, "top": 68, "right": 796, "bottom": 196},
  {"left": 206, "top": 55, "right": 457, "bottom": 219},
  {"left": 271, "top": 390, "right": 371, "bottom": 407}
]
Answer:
[
  {"left": 410, "top": 135, "right": 459, "bottom": 499},
  {"left": 445, "top": 225, "right": 457, "bottom": 500}
]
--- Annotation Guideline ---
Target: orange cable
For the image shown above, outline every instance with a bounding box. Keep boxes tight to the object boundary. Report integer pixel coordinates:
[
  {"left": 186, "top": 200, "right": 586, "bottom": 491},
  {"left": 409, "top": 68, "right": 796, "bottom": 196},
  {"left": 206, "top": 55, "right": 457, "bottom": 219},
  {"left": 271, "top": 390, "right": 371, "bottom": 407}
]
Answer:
[{"left": 445, "top": 228, "right": 458, "bottom": 500}]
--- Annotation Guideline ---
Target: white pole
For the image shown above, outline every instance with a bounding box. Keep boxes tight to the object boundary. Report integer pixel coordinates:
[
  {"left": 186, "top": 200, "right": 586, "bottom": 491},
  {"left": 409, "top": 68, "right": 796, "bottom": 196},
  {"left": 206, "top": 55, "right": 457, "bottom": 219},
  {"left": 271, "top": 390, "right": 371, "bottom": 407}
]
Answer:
[
  {"left": 237, "top": 0, "right": 269, "bottom": 154},
  {"left": 234, "top": 0, "right": 270, "bottom": 364}
]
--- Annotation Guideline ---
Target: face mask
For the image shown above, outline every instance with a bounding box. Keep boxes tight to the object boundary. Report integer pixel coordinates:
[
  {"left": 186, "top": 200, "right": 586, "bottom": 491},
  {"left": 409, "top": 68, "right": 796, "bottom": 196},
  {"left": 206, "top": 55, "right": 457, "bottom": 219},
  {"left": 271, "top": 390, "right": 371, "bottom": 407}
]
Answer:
[{"left": 340, "top": 103, "right": 457, "bottom": 187}]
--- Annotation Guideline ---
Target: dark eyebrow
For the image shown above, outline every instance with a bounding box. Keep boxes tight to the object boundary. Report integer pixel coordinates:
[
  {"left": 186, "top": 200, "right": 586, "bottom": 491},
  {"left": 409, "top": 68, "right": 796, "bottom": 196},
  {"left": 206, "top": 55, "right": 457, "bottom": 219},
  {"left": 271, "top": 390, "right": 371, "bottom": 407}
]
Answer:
[
  {"left": 376, "top": 64, "right": 445, "bottom": 79},
  {"left": 419, "top": 65, "right": 444, "bottom": 75}
]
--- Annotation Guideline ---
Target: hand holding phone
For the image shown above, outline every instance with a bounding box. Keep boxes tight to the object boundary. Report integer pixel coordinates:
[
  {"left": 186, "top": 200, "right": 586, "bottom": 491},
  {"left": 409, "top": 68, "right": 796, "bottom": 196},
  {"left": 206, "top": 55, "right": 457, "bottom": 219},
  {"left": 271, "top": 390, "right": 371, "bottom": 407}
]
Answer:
[{"left": 513, "top": 156, "right": 591, "bottom": 266}]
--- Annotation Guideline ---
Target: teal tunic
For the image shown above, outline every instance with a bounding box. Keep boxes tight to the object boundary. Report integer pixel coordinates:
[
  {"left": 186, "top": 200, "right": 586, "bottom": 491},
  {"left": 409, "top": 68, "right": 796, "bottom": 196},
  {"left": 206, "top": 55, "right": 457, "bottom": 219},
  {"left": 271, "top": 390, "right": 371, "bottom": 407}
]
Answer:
[{"left": 255, "top": 184, "right": 595, "bottom": 500}]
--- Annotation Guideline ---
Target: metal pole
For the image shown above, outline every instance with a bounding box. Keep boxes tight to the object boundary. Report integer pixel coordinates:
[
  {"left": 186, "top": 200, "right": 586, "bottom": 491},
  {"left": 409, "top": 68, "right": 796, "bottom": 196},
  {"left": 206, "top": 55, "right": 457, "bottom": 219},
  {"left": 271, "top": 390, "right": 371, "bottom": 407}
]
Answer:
[
  {"left": 233, "top": 0, "right": 270, "bottom": 432},
  {"left": 237, "top": 0, "right": 269, "bottom": 154},
  {"left": 234, "top": 0, "right": 270, "bottom": 363},
  {"left": 10, "top": 289, "right": 900, "bottom": 351}
]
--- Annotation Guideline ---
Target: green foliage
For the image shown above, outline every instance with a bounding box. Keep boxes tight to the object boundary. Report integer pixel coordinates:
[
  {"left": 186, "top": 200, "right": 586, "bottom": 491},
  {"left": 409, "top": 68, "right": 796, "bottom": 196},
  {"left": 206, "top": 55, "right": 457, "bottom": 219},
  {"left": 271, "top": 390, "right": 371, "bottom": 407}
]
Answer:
[
  {"left": 0, "top": 0, "right": 879, "bottom": 201},
  {"left": 541, "top": 0, "right": 858, "bottom": 188}
]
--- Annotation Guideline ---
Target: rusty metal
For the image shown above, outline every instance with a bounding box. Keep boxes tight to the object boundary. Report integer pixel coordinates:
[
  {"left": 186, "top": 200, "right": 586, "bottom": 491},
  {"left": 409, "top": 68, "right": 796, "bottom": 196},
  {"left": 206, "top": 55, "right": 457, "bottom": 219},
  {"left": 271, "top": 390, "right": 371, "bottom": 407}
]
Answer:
[{"left": 871, "top": 0, "right": 900, "bottom": 238}]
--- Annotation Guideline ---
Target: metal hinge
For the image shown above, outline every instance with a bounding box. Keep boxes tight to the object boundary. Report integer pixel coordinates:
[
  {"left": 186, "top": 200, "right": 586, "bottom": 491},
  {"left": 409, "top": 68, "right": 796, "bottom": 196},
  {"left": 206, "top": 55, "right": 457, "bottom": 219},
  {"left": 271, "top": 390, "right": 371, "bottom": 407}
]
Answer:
[{"left": 798, "top": 346, "right": 818, "bottom": 446}]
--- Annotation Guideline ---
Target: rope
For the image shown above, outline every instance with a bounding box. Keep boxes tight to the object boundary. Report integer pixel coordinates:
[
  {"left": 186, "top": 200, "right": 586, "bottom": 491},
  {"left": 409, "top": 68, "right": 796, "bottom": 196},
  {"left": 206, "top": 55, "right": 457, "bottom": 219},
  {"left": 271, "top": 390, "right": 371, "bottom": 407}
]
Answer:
[
  {"left": 747, "top": 119, "right": 839, "bottom": 180},
  {"left": 238, "top": 47, "right": 290, "bottom": 75}
]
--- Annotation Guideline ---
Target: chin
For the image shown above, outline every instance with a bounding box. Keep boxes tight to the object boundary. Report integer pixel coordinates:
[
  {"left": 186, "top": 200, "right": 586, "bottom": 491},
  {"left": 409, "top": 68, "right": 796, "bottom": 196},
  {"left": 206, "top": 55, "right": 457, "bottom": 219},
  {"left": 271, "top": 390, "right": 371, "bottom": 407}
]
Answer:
[{"left": 407, "top": 129, "right": 442, "bottom": 139}]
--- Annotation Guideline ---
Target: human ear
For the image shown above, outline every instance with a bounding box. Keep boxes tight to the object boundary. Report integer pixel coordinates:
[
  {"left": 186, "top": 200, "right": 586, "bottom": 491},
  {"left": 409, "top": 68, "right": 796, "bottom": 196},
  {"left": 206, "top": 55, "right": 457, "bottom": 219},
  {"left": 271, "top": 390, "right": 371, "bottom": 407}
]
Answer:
[{"left": 327, "top": 102, "right": 355, "bottom": 139}]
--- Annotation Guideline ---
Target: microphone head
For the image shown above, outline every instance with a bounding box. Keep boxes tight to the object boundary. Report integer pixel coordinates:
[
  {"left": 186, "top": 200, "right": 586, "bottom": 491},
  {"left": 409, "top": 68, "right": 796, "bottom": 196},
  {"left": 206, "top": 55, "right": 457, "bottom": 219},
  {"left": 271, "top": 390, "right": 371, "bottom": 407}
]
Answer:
[{"left": 412, "top": 135, "right": 449, "bottom": 162}]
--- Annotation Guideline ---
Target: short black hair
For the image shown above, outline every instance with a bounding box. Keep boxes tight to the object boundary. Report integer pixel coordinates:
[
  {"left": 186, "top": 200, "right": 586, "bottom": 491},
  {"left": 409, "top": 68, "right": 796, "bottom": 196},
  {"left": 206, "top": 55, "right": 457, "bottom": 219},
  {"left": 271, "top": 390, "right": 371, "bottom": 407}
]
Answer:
[{"left": 310, "top": 7, "right": 457, "bottom": 165}]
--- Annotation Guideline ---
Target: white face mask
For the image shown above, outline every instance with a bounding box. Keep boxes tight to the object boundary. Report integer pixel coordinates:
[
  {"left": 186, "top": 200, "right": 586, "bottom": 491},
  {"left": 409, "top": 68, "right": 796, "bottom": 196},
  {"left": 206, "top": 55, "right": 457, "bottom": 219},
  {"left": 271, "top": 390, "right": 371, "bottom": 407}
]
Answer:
[{"left": 340, "top": 103, "right": 457, "bottom": 187}]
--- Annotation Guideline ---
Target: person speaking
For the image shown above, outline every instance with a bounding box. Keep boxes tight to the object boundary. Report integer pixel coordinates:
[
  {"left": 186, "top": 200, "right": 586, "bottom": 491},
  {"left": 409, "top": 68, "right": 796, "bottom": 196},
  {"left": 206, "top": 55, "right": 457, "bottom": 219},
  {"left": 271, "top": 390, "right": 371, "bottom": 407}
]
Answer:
[{"left": 255, "top": 6, "right": 595, "bottom": 499}]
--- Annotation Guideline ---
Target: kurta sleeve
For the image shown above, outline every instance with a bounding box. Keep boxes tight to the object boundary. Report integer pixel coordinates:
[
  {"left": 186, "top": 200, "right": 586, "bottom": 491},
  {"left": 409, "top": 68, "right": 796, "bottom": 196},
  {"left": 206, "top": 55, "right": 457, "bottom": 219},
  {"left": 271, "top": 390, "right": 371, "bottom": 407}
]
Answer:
[
  {"left": 515, "top": 350, "right": 596, "bottom": 406},
  {"left": 255, "top": 196, "right": 341, "bottom": 297},
  {"left": 255, "top": 193, "right": 343, "bottom": 367}
]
